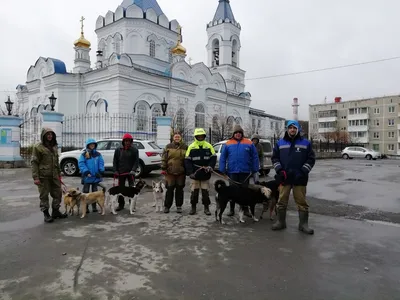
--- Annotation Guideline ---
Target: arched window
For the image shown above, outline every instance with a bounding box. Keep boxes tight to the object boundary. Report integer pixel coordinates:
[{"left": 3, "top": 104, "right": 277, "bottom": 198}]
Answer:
[
  {"left": 226, "top": 116, "right": 234, "bottom": 136},
  {"left": 195, "top": 104, "right": 205, "bottom": 128},
  {"left": 235, "top": 117, "right": 242, "bottom": 125},
  {"left": 232, "top": 39, "right": 238, "bottom": 67},
  {"left": 136, "top": 103, "right": 148, "bottom": 131},
  {"left": 176, "top": 108, "right": 185, "bottom": 131},
  {"left": 151, "top": 105, "right": 161, "bottom": 132},
  {"left": 212, "top": 39, "right": 220, "bottom": 67},
  {"left": 149, "top": 40, "right": 155, "bottom": 57}
]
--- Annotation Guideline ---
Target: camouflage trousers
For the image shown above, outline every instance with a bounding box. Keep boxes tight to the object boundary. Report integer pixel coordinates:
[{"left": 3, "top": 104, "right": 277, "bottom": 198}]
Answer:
[{"left": 37, "top": 177, "right": 63, "bottom": 211}]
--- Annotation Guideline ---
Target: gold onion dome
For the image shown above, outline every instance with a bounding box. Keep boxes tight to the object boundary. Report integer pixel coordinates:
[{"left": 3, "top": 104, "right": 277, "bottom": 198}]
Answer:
[
  {"left": 74, "top": 16, "right": 91, "bottom": 48},
  {"left": 171, "top": 42, "right": 186, "bottom": 55}
]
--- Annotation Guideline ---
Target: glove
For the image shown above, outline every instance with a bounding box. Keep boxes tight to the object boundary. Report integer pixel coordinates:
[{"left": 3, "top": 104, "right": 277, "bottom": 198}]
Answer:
[
  {"left": 161, "top": 170, "right": 167, "bottom": 176},
  {"left": 59, "top": 176, "right": 63, "bottom": 182},
  {"left": 95, "top": 173, "right": 102, "bottom": 179},
  {"left": 189, "top": 174, "right": 196, "bottom": 180},
  {"left": 275, "top": 170, "right": 287, "bottom": 183},
  {"left": 34, "top": 179, "right": 41, "bottom": 185}
]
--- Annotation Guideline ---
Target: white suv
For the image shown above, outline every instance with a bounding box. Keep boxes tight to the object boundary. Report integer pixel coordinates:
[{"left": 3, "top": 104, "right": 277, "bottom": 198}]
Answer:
[{"left": 59, "top": 139, "right": 163, "bottom": 177}]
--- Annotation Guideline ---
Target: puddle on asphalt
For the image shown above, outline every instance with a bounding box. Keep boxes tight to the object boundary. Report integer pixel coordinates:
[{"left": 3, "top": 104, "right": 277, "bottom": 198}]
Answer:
[{"left": 0, "top": 212, "right": 43, "bottom": 232}]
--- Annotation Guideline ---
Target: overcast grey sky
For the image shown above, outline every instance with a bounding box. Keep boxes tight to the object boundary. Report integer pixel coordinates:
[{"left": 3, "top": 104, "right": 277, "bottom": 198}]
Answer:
[{"left": 1, "top": 0, "right": 400, "bottom": 120}]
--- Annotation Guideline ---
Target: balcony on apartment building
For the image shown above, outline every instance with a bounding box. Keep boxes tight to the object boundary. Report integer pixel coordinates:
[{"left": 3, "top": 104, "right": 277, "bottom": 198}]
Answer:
[
  {"left": 348, "top": 125, "right": 369, "bottom": 132},
  {"left": 318, "top": 110, "right": 337, "bottom": 123},
  {"left": 318, "top": 127, "right": 336, "bottom": 134},
  {"left": 348, "top": 107, "right": 369, "bottom": 121}
]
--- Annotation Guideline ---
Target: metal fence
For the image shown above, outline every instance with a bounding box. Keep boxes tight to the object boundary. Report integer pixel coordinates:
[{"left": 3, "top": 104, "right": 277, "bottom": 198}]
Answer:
[{"left": 62, "top": 113, "right": 157, "bottom": 148}]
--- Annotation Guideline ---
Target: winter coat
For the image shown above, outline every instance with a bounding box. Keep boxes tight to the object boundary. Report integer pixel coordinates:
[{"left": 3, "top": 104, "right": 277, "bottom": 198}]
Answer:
[
  {"left": 31, "top": 128, "right": 61, "bottom": 180},
  {"left": 219, "top": 138, "right": 259, "bottom": 174},
  {"left": 272, "top": 128, "right": 315, "bottom": 186},
  {"left": 78, "top": 138, "right": 105, "bottom": 184},
  {"left": 161, "top": 141, "right": 188, "bottom": 175},
  {"left": 113, "top": 144, "right": 139, "bottom": 174},
  {"left": 185, "top": 139, "right": 216, "bottom": 181},
  {"left": 251, "top": 134, "right": 264, "bottom": 167}
]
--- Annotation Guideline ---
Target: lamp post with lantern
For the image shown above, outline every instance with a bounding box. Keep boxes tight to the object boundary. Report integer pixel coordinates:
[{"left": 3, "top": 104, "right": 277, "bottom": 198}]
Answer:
[
  {"left": 5, "top": 96, "right": 14, "bottom": 116},
  {"left": 160, "top": 97, "right": 168, "bottom": 116},
  {"left": 48, "top": 92, "right": 57, "bottom": 111}
]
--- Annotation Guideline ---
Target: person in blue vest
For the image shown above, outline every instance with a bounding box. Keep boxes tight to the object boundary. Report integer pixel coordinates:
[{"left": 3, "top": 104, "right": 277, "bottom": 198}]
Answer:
[
  {"left": 78, "top": 138, "right": 105, "bottom": 213},
  {"left": 271, "top": 120, "right": 315, "bottom": 234}
]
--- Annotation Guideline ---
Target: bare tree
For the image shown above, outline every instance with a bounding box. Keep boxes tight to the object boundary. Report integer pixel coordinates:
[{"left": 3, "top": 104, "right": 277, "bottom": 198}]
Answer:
[
  {"left": 321, "top": 123, "right": 351, "bottom": 143},
  {"left": 167, "top": 105, "right": 195, "bottom": 143},
  {"left": 210, "top": 114, "right": 234, "bottom": 143}
]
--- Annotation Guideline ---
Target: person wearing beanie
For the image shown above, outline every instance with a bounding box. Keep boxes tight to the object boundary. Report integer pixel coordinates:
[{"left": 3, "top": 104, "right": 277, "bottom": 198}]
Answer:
[
  {"left": 271, "top": 120, "right": 315, "bottom": 234},
  {"left": 78, "top": 138, "right": 105, "bottom": 213},
  {"left": 112, "top": 133, "right": 139, "bottom": 211},
  {"left": 185, "top": 128, "right": 217, "bottom": 216},
  {"left": 161, "top": 131, "right": 188, "bottom": 213},
  {"left": 219, "top": 124, "right": 259, "bottom": 217}
]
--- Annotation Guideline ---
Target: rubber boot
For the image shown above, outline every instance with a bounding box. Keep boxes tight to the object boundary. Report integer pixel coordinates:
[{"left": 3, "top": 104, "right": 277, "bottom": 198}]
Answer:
[
  {"left": 272, "top": 209, "right": 287, "bottom": 231},
  {"left": 92, "top": 203, "right": 98, "bottom": 213},
  {"left": 164, "top": 207, "right": 170, "bottom": 213},
  {"left": 298, "top": 211, "right": 314, "bottom": 235},
  {"left": 189, "top": 189, "right": 199, "bottom": 215},
  {"left": 43, "top": 209, "right": 54, "bottom": 223},
  {"left": 52, "top": 208, "right": 68, "bottom": 219},
  {"left": 204, "top": 205, "right": 211, "bottom": 216},
  {"left": 227, "top": 201, "right": 235, "bottom": 217},
  {"left": 176, "top": 207, "right": 182, "bottom": 214}
]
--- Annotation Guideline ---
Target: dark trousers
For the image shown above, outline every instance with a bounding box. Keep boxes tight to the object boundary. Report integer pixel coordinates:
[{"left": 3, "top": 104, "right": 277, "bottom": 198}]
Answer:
[
  {"left": 229, "top": 173, "right": 251, "bottom": 212},
  {"left": 83, "top": 183, "right": 98, "bottom": 210},
  {"left": 164, "top": 174, "right": 186, "bottom": 209},
  {"left": 118, "top": 175, "right": 134, "bottom": 208}
]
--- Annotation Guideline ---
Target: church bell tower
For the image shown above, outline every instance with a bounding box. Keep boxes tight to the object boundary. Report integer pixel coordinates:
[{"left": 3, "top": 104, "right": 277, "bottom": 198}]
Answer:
[{"left": 206, "top": 0, "right": 246, "bottom": 94}]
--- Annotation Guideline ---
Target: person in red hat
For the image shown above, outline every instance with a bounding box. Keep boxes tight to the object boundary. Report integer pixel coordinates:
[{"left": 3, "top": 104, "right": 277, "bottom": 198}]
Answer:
[{"left": 112, "top": 133, "right": 139, "bottom": 211}]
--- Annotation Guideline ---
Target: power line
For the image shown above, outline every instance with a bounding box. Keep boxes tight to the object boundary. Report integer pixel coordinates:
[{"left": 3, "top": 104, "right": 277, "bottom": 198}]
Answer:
[{"left": 1, "top": 55, "right": 400, "bottom": 94}]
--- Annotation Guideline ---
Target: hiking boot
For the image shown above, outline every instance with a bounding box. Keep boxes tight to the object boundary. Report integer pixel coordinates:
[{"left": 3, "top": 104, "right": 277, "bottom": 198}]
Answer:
[
  {"left": 204, "top": 206, "right": 211, "bottom": 216},
  {"left": 176, "top": 207, "right": 182, "bottom": 214},
  {"left": 52, "top": 208, "right": 68, "bottom": 219},
  {"left": 43, "top": 209, "right": 54, "bottom": 223},
  {"left": 189, "top": 205, "right": 196, "bottom": 215},
  {"left": 92, "top": 203, "right": 98, "bottom": 213},
  {"left": 298, "top": 211, "right": 314, "bottom": 235},
  {"left": 272, "top": 209, "right": 287, "bottom": 231},
  {"left": 164, "top": 207, "right": 170, "bottom": 213}
]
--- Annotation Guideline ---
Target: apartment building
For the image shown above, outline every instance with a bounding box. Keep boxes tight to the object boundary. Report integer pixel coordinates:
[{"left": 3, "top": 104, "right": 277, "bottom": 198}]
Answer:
[{"left": 309, "top": 95, "right": 400, "bottom": 155}]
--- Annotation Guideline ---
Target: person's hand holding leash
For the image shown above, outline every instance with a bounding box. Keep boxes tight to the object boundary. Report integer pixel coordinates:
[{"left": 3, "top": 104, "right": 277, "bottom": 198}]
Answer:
[
  {"left": 161, "top": 170, "right": 167, "bottom": 176},
  {"left": 129, "top": 170, "right": 136, "bottom": 176},
  {"left": 205, "top": 166, "right": 213, "bottom": 173},
  {"left": 34, "top": 179, "right": 41, "bottom": 185}
]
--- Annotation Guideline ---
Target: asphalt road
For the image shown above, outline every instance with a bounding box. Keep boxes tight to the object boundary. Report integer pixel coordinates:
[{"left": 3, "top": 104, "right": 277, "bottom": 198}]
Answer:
[{"left": 0, "top": 158, "right": 400, "bottom": 299}]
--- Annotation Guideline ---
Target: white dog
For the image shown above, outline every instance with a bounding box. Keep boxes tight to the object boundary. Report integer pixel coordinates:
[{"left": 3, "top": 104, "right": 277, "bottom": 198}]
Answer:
[{"left": 152, "top": 181, "right": 166, "bottom": 213}]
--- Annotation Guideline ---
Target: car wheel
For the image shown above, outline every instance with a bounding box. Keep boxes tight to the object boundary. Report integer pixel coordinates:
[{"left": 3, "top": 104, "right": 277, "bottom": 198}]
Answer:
[
  {"left": 61, "top": 159, "right": 79, "bottom": 176},
  {"left": 366, "top": 154, "right": 372, "bottom": 160},
  {"left": 342, "top": 154, "right": 349, "bottom": 159},
  {"left": 135, "top": 161, "right": 145, "bottom": 178}
]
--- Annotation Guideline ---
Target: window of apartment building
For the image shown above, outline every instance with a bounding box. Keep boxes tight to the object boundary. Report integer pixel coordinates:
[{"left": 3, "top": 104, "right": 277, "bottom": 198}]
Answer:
[
  {"left": 373, "top": 108, "right": 380, "bottom": 114},
  {"left": 349, "top": 119, "right": 367, "bottom": 126},
  {"left": 372, "top": 144, "right": 379, "bottom": 151},
  {"left": 373, "top": 132, "right": 380, "bottom": 139},
  {"left": 312, "top": 124, "right": 318, "bottom": 130},
  {"left": 388, "top": 144, "right": 395, "bottom": 151},
  {"left": 258, "top": 120, "right": 261, "bottom": 130},
  {"left": 388, "top": 131, "right": 395, "bottom": 138},
  {"left": 388, "top": 119, "right": 395, "bottom": 126},
  {"left": 373, "top": 119, "right": 380, "bottom": 126},
  {"left": 349, "top": 107, "right": 368, "bottom": 115},
  {"left": 389, "top": 106, "right": 395, "bottom": 113}
]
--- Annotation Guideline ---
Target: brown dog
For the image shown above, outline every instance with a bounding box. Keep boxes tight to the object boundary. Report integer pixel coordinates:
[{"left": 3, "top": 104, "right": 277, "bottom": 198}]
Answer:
[
  {"left": 63, "top": 188, "right": 82, "bottom": 216},
  {"left": 79, "top": 186, "right": 107, "bottom": 218}
]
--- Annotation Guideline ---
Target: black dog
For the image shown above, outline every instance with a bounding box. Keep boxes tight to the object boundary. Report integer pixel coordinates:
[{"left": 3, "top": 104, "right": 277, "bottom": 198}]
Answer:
[
  {"left": 214, "top": 180, "right": 272, "bottom": 224},
  {"left": 258, "top": 179, "right": 281, "bottom": 220},
  {"left": 107, "top": 179, "right": 147, "bottom": 215}
]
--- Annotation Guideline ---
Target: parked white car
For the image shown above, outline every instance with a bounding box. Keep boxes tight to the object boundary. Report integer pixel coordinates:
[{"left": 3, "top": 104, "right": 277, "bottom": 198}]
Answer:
[
  {"left": 341, "top": 146, "right": 381, "bottom": 160},
  {"left": 59, "top": 139, "right": 163, "bottom": 177},
  {"left": 212, "top": 139, "right": 273, "bottom": 174}
]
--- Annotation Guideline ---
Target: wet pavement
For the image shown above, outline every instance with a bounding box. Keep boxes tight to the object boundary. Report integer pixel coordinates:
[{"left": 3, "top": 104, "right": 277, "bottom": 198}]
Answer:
[{"left": 0, "top": 159, "right": 400, "bottom": 299}]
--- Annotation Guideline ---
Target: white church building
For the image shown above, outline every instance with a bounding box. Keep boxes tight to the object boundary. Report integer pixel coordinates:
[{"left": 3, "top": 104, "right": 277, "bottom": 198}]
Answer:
[{"left": 15, "top": 0, "right": 285, "bottom": 147}]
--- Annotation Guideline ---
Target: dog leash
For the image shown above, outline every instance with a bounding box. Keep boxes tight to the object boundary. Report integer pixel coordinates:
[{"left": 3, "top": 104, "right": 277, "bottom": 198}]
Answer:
[
  {"left": 113, "top": 172, "right": 136, "bottom": 187},
  {"left": 192, "top": 164, "right": 251, "bottom": 186}
]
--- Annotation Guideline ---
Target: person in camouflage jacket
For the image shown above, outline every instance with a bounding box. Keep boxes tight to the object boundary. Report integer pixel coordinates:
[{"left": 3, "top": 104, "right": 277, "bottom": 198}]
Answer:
[
  {"left": 31, "top": 128, "right": 68, "bottom": 223},
  {"left": 161, "top": 132, "right": 188, "bottom": 214}
]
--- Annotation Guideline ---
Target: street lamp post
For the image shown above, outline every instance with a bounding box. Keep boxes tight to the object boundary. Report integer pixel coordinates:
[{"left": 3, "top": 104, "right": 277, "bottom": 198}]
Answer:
[
  {"left": 160, "top": 98, "right": 168, "bottom": 116},
  {"left": 48, "top": 92, "right": 57, "bottom": 111},
  {"left": 5, "top": 96, "right": 14, "bottom": 116}
]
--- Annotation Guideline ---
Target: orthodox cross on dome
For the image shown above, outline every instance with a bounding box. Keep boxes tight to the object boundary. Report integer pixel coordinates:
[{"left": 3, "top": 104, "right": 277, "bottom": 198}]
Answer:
[{"left": 80, "top": 16, "right": 85, "bottom": 35}]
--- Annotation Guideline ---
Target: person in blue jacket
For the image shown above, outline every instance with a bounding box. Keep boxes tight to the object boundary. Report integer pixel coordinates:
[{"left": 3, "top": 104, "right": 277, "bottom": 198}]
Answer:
[
  {"left": 219, "top": 124, "right": 259, "bottom": 217},
  {"left": 78, "top": 138, "right": 105, "bottom": 213},
  {"left": 271, "top": 120, "right": 315, "bottom": 234}
]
